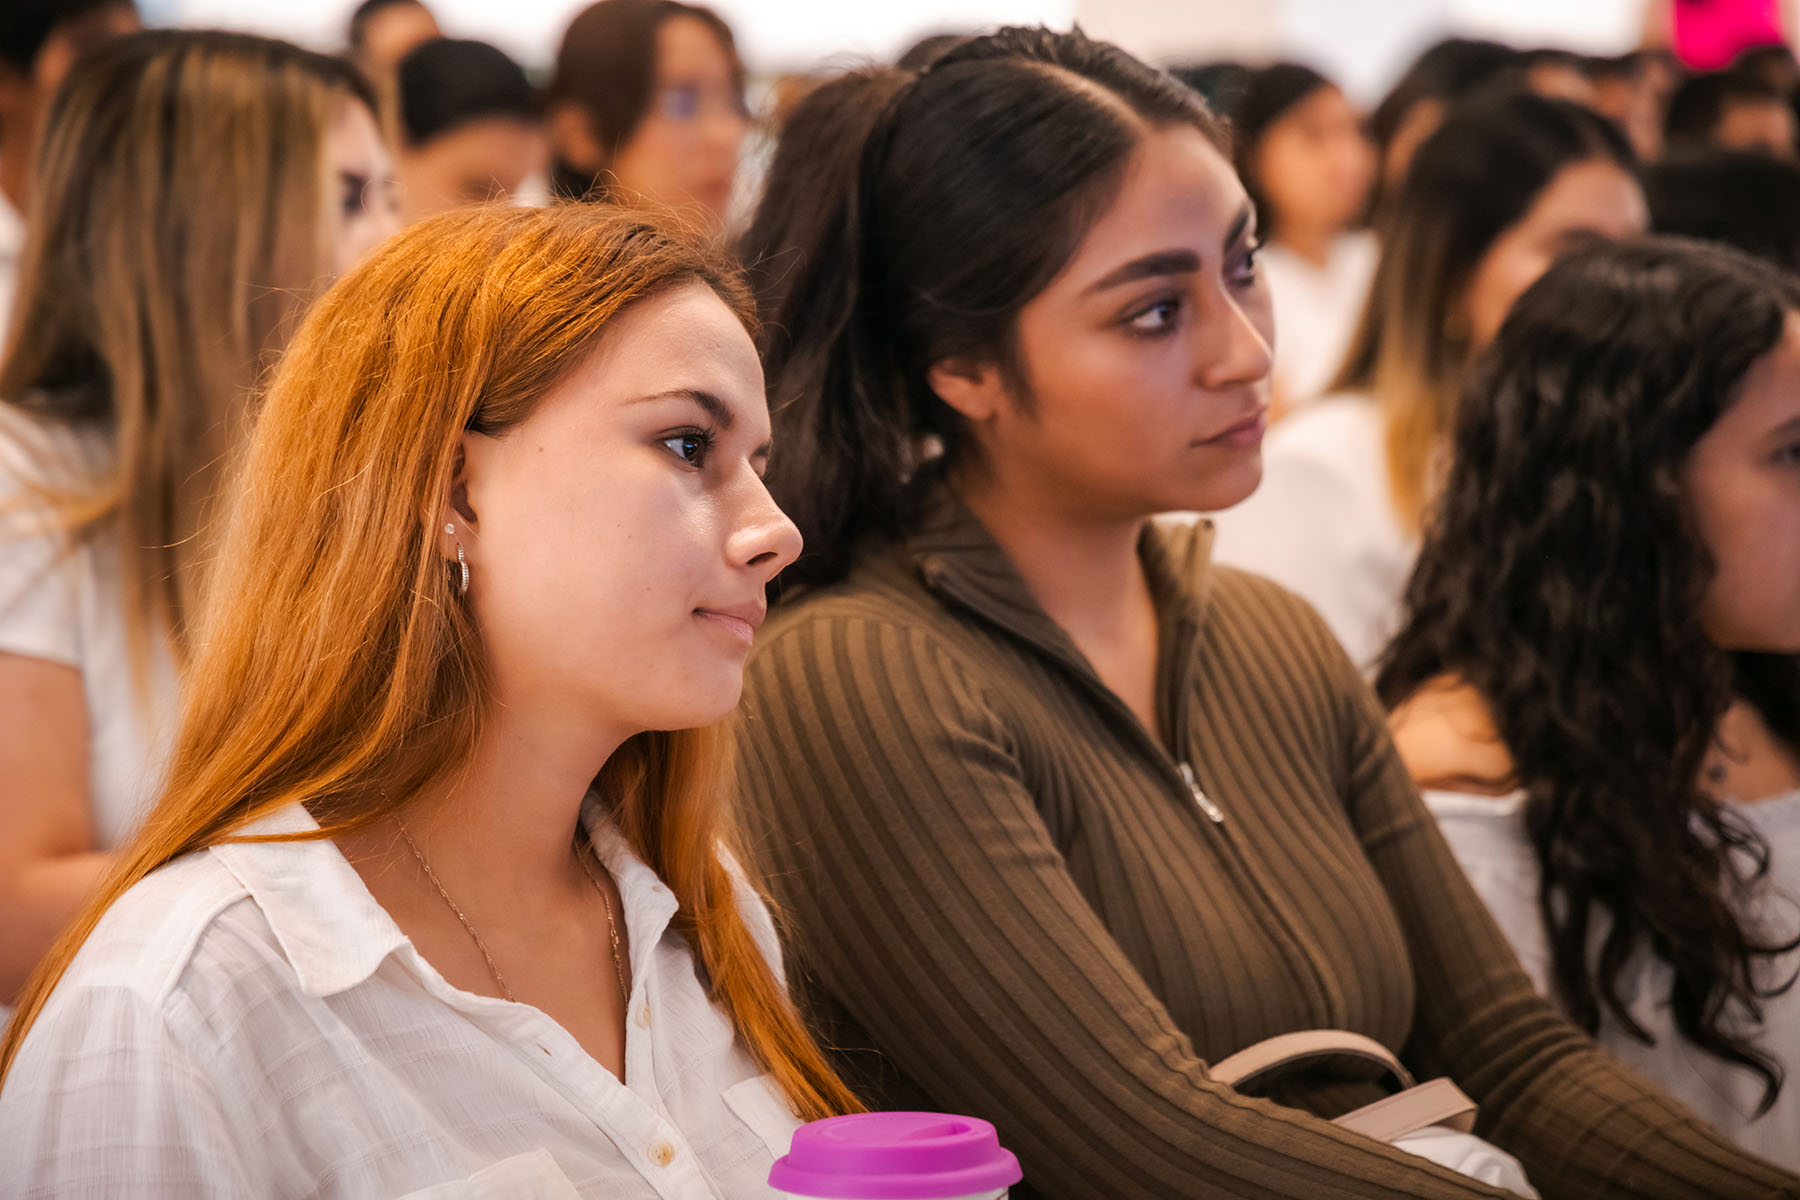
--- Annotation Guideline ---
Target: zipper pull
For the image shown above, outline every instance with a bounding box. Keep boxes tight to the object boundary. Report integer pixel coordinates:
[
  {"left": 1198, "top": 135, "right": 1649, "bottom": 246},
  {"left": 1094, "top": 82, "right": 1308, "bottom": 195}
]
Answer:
[{"left": 1179, "top": 762, "right": 1226, "bottom": 824}]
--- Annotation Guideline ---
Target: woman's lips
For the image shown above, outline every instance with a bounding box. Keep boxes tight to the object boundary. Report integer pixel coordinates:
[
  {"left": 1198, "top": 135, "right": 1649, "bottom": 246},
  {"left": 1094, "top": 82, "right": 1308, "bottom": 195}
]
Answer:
[
  {"left": 694, "top": 606, "right": 760, "bottom": 647},
  {"left": 1196, "top": 408, "right": 1267, "bottom": 450}
]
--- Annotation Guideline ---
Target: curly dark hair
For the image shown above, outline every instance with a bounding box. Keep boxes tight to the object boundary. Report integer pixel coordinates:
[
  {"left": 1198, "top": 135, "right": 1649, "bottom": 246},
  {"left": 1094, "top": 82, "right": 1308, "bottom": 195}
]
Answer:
[{"left": 1376, "top": 236, "right": 1800, "bottom": 1111}]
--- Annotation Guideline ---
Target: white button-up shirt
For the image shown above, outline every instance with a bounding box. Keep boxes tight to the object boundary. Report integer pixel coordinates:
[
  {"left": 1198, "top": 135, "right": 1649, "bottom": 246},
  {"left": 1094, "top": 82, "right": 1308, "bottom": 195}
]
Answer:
[{"left": 0, "top": 802, "right": 804, "bottom": 1198}]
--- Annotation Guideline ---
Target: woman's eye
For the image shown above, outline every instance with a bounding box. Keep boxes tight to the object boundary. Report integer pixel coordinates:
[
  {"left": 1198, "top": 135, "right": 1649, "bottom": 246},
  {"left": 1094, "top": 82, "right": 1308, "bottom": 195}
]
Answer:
[
  {"left": 340, "top": 172, "right": 369, "bottom": 218},
  {"left": 659, "top": 85, "right": 703, "bottom": 122},
  {"left": 1125, "top": 298, "right": 1182, "bottom": 334},
  {"left": 1229, "top": 243, "right": 1262, "bottom": 287},
  {"left": 661, "top": 431, "right": 712, "bottom": 466}
]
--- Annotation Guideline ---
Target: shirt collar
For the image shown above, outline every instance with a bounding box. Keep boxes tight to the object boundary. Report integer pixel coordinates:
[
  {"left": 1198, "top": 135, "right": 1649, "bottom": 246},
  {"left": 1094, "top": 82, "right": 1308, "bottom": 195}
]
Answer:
[
  {"left": 208, "top": 799, "right": 683, "bottom": 1000},
  {"left": 208, "top": 804, "right": 410, "bottom": 998},
  {"left": 902, "top": 468, "right": 1218, "bottom": 673}
]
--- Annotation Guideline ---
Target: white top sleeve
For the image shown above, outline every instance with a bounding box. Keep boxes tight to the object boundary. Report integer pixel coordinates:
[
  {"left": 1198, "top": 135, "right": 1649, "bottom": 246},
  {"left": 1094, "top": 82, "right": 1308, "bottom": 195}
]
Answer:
[
  {"left": 1209, "top": 397, "right": 1417, "bottom": 671},
  {"left": 0, "top": 420, "right": 82, "bottom": 667},
  {"left": 2, "top": 984, "right": 262, "bottom": 1198}
]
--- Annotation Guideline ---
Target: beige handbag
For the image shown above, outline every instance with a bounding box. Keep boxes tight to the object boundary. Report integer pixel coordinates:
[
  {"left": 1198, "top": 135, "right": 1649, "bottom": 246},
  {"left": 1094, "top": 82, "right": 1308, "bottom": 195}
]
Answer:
[
  {"left": 1211, "top": 1031, "right": 1540, "bottom": 1195},
  {"left": 1210, "top": 1029, "right": 1477, "bottom": 1141}
]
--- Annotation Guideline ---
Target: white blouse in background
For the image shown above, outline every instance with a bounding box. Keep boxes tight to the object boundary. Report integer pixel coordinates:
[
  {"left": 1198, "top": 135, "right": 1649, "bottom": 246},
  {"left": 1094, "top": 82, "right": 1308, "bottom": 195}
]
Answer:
[
  {"left": 0, "top": 801, "right": 803, "bottom": 1198},
  {"left": 1260, "top": 231, "right": 1378, "bottom": 409},
  {"left": 1208, "top": 394, "right": 1414, "bottom": 671},
  {"left": 0, "top": 192, "right": 21, "bottom": 342},
  {"left": 0, "top": 405, "right": 179, "bottom": 848},
  {"left": 1426, "top": 786, "right": 1800, "bottom": 1172}
]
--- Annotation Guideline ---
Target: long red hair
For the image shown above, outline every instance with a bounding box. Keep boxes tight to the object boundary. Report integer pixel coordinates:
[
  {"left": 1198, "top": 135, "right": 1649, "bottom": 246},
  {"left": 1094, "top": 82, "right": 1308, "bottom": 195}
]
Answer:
[{"left": 0, "top": 203, "right": 861, "bottom": 1122}]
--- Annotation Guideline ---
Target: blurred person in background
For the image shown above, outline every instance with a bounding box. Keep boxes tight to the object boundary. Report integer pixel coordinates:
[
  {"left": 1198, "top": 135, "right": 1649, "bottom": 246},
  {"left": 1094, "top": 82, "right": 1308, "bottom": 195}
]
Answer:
[
  {"left": 1367, "top": 38, "right": 1519, "bottom": 209},
  {"left": 395, "top": 38, "right": 545, "bottom": 222},
  {"left": 547, "top": 0, "right": 748, "bottom": 237},
  {"left": 1664, "top": 68, "right": 1797, "bottom": 157},
  {"left": 1588, "top": 51, "right": 1677, "bottom": 160},
  {"left": 1518, "top": 48, "right": 1600, "bottom": 106},
  {"left": 0, "top": 0, "right": 139, "bottom": 337},
  {"left": 1647, "top": 148, "right": 1800, "bottom": 268},
  {"left": 1731, "top": 41, "right": 1800, "bottom": 91},
  {"left": 346, "top": 0, "right": 439, "bottom": 94},
  {"left": 1211, "top": 94, "right": 1645, "bottom": 669},
  {"left": 1232, "top": 62, "right": 1377, "bottom": 413},
  {"left": 1380, "top": 237, "right": 1800, "bottom": 1170},
  {"left": 0, "top": 29, "right": 397, "bottom": 1007},
  {"left": 1170, "top": 58, "right": 1252, "bottom": 115}
]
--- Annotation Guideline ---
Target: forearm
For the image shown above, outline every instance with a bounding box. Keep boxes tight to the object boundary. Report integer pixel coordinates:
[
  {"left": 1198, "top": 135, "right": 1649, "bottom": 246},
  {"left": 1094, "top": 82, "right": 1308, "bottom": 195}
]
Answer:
[{"left": 0, "top": 850, "right": 113, "bottom": 1000}]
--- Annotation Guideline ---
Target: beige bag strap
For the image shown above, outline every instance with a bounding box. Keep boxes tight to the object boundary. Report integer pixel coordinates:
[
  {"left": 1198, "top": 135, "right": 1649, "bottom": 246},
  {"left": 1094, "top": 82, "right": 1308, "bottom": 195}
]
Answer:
[
  {"left": 1210, "top": 1029, "right": 1415, "bottom": 1092},
  {"left": 1335, "top": 1077, "right": 1478, "bottom": 1140},
  {"left": 1210, "top": 1031, "right": 1478, "bottom": 1145}
]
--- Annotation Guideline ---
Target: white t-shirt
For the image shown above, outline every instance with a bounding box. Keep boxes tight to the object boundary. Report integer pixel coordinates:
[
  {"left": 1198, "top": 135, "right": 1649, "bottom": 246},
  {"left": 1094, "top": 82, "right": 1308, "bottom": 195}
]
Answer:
[
  {"left": 0, "top": 406, "right": 178, "bottom": 848},
  {"left": 1426, "top": 786, "right": 1800, "bottom": 1172},
  {"left": 0, "top": 800, "right": 805, "bottom": 1197},
  {"left": 1261, "top": 231, "right": 1377, "bottom": 409},
  {"left": 1208, "top": 394, "right": 1415, "bottom": 671}
]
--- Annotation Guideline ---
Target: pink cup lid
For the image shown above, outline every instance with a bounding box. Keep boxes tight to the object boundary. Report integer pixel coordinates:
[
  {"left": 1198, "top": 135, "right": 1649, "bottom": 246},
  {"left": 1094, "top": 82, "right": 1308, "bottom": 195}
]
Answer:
[{"left": 768, "top": 1112, "right": 1023, "bottom": 1198}]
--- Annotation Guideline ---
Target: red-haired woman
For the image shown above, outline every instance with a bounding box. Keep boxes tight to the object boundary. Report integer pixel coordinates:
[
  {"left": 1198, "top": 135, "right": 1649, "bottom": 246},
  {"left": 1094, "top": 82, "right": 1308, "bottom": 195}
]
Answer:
[{"left": 0, "top": 203, "right": 858, "bottom": 1195}]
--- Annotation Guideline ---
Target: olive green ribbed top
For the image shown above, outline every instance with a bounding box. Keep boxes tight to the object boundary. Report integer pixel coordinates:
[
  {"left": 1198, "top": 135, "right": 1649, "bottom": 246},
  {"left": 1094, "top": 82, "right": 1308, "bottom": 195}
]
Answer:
[{"left": 735, "top": 481, "right": 1798, "bottom": 1200}]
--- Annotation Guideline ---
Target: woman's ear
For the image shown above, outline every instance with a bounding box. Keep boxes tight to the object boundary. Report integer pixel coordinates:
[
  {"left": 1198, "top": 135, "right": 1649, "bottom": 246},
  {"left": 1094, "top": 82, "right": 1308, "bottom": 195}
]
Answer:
[
  {"left": 436, "top": 436, "right": 481, "bottom": 559},
  {"left": 927, "top": 356, "right": 1008, "bottom": 424},
  {"left": 547, "top": 100, "right": 606, "bottom": 177}
]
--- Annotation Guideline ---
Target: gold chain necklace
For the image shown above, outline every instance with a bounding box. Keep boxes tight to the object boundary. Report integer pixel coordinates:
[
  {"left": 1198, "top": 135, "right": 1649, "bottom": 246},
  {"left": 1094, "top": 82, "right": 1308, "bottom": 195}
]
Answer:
[{"left": 396, "top": 820, "right": 629, "bottom": 1007}]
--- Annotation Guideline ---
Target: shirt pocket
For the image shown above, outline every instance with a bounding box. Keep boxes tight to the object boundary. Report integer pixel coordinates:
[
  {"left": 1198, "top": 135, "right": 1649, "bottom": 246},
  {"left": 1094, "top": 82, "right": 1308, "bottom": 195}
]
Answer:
[
  {"left": 721, "top": 1073, "right": 803, "bottom": 1160},
  {"left": 395, "top": 1149, "right": 584, "bottom": 1199}
]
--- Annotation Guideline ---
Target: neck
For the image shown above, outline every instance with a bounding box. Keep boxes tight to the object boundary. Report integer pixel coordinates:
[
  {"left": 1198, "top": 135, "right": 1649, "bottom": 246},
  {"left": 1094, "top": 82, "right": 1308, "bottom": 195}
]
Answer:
[
  {"left": 398, "top": 700, "right": 632, "bottom": 903},
  {"left": 949, "top": 457, "right": 1150, "bottom": 643},
  {"left": 1276, "top": 223, "right": 1337, "bottom": 268}
]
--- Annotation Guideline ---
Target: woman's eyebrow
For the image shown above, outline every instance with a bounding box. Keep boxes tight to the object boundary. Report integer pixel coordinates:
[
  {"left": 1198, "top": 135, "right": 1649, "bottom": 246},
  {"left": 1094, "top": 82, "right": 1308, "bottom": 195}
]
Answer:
[
  {"left": 1083, "top": 249, "right": 1201, "bottom": 294},
  {"left": 626, "top": 387, "right": 735, "bottom": 430},
  {"left": 1081, "top": 206, "right": 1257, "bottom": 295}
]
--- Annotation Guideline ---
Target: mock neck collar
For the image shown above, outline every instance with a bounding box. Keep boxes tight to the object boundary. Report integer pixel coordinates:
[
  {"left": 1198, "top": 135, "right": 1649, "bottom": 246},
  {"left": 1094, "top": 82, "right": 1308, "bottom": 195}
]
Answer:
[{"left": 901, "top": 469, "right": 1216, "bottom": 690}]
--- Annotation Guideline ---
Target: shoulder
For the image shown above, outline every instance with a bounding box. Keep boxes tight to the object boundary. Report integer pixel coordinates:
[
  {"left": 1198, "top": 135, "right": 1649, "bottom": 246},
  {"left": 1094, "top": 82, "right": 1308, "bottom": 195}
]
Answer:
[
  {"left": 1261, "top": 394, "right": 1386, "bottom": 473},
  {"left": 0, "top": 404, "right": 109, "bottom": 498},
  {"left": 1199, "top": 563, "right": 1370, "bottom": 707},
  {"left": 1214, "top": 396, "right": 1389, "bottom": 538},
  {"left": 31, "top": 850, "right": 291, "bottom": 1034},
  {"left": 755, "top": 553, "right": 980, "bottom": 684},
  {"left": 1384, "top": 676, "right": 1519, "bottom": 794}
]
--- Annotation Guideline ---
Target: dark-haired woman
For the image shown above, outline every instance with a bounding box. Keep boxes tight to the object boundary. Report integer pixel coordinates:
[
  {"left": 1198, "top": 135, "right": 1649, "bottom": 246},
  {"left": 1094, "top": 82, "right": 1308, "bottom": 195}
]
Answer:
[
  {"left": 1379, "top": 236, "right": 1800, "bottom": 1171},
  {"left": 732, "top": 28, "right": 1797, "bottom": 1200},
  {"left": 1231, "top": 63, "right": 1376, "bottom": 412},
  {"left": 546, "top": 0, "right": 747, "bottom": 234},
  {"left": 1210, "top": 93, "right": 1645, "bottom": 669},
  {"left": 395, "top": 38, "right": 545, "bottom": 222}
]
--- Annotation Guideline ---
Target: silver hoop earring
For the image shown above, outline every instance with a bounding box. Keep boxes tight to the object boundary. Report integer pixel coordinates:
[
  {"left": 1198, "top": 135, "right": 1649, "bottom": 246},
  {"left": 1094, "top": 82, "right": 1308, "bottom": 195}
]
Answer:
[{"left": 456, "top": 544, "right": 469, "bottom": 595}]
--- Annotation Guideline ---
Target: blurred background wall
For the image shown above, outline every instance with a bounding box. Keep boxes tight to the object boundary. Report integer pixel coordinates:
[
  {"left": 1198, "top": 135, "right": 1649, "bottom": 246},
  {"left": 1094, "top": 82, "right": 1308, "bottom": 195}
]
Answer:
[{"left": 147, "top": 0, "right": 1658, "bottom": 101}]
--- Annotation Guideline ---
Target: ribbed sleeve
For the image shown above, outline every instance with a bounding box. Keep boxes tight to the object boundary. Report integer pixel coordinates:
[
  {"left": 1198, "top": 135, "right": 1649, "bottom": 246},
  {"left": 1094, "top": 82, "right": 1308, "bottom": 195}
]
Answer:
[{"left": 734, "top": 510, "right": 1798, "bottom": 1200}]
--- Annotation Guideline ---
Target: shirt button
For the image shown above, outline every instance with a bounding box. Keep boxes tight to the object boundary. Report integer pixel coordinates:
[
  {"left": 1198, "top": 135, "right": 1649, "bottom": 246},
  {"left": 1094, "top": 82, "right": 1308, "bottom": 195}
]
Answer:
[
  {"left": 637, "top": 1002, "right": 652, "bottom": 1029},
  {"left": 649, "top": 1141, "right": 675, "bottom": 1167}
]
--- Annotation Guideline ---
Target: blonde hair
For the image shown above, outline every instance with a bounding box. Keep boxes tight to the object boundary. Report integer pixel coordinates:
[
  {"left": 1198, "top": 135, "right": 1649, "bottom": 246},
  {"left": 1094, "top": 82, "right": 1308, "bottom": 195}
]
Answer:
[
  {"left": 1330, "top": 92, "right": 1636, "bottom": 531},
  {"left": 0, "top": 30, "right": 377, "bottom": 677},
  {"left": 0, "top": 203, "right": 862, "bottom": 1123}
]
